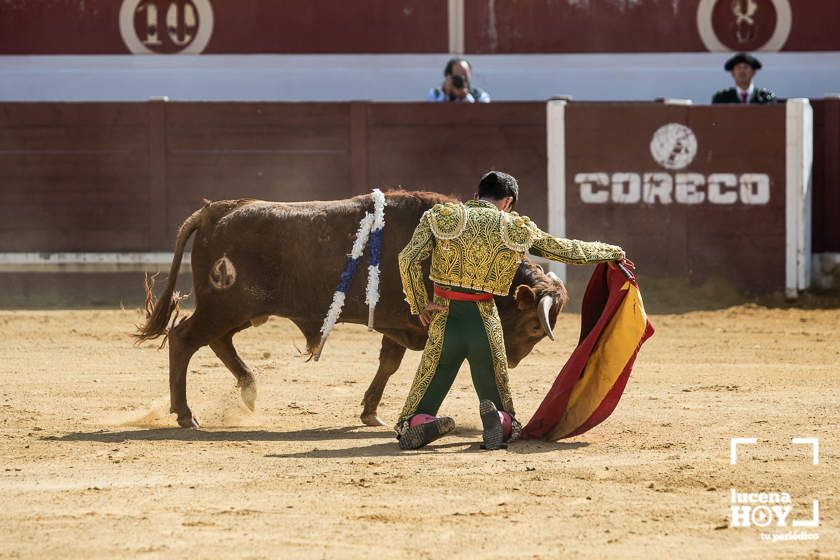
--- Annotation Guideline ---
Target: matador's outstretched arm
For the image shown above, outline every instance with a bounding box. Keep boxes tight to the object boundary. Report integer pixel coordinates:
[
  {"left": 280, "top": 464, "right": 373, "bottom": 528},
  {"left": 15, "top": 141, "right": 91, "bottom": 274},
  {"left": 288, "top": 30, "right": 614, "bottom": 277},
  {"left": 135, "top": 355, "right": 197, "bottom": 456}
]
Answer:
[{"left": 529, "top": 229, "right": 625, "bottom": 264}]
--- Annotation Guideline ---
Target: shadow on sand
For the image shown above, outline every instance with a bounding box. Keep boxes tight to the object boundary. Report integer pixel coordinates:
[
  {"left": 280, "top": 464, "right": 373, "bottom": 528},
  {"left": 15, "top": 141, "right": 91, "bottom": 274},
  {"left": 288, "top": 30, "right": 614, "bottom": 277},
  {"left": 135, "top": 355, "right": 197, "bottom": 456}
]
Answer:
[
  {"left": 45, "top": 426, "right": 588, "bottom": 457},
  {"left": 263, "top": 437, "right": 589, "bottom": 459},
  {"left": 43, "top": 425, "right": 395, "bottom": 443}
]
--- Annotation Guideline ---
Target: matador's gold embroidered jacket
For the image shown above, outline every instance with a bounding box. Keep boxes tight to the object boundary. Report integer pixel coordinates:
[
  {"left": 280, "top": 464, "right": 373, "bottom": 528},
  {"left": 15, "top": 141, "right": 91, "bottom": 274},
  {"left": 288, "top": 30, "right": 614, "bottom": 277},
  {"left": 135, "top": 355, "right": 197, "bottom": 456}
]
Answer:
[{"left": 398, "top": 199, "right": 625, "bottom": 315}]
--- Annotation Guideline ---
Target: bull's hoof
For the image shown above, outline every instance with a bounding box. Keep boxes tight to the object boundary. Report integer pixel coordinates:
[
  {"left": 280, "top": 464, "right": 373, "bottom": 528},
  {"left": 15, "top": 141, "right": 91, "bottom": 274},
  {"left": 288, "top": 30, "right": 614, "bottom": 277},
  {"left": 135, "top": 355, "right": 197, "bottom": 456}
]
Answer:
[
  {"left": 177, "top": 415, "right": 200, "bottom": 429},
  {"left": 240, "top": 379, "right": 257, "bottom": 412},
  {"left": 360, "top": 412, "right": 386, "bottom": 427}
]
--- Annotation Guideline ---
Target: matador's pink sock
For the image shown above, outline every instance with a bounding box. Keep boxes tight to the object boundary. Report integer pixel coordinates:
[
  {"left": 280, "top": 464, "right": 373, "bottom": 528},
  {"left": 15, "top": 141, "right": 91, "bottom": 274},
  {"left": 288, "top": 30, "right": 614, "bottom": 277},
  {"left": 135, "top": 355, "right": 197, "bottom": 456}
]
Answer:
[
  {"left": 499, "top": 411, "right": 512, "bottom": 440},
  {"left": 409, "top": 413, "right": 437, "bottom": 428}
]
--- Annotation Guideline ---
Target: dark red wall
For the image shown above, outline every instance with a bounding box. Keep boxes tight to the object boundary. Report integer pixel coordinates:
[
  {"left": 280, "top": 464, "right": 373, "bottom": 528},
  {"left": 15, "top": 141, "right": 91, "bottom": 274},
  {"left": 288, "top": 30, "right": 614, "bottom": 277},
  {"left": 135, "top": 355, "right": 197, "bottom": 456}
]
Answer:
[
  {"left": 0, "top": 101, "right": 547, "bottom": 252},
  {"left": 0, "top": 0, "right": 447, "bottom": 54},
  {"left": 465, "top": 0, "right": 840, "bottom": 53},
  {"left": 564, "top": 103, "right": 787, "bottom": 292},
  {"left": 0, "top": 103, "right": 152, "bottom": 251},
  {"left": 2, "top": 0, "right": 838, "bottom": 54},
  {"left": 1, "top": 100, "right": 835, "bottom": 293},
  {"left": 363, "top": 103, "right": 547, "bottom": 226},
  {"left": 812, "top": 98, "right": 840, "bottom": 253}
]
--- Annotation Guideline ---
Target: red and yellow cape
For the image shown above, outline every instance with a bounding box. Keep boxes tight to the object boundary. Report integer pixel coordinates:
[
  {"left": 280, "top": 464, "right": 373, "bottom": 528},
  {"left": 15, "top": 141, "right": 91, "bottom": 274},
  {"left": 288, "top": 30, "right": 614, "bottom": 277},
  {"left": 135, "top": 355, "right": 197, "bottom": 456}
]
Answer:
[{"left": 522, "top": 262, "right": 654, "bottom": 441}]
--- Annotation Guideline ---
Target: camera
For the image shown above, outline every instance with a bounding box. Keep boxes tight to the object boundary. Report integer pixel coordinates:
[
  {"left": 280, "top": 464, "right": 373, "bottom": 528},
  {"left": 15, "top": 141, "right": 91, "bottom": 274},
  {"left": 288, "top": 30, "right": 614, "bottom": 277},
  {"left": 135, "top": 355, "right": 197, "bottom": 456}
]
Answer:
[{"left": 450, "top": 75, "right": 467, "bottom": 89}]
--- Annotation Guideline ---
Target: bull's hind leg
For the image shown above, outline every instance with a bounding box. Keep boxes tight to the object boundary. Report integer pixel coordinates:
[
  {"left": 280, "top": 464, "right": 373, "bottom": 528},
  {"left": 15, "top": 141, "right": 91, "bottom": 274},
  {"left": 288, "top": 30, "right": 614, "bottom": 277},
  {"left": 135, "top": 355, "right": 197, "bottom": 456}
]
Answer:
[
  {"left": 168, "top": 309, "right": 243, "bottom": 428},
  {"left": 209, "top": 324, "right": 257, "bottom": 411},
  {"left": 360, "top": 336, "right": 407, "bottom": 426}
]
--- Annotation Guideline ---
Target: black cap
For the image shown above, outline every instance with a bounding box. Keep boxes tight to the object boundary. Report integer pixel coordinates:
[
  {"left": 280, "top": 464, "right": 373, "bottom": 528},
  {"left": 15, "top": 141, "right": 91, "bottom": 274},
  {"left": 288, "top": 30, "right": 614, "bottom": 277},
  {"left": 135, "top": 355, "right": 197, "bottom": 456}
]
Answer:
[{"left": 724, "top": 53, "right": 762, "bottom": 71}]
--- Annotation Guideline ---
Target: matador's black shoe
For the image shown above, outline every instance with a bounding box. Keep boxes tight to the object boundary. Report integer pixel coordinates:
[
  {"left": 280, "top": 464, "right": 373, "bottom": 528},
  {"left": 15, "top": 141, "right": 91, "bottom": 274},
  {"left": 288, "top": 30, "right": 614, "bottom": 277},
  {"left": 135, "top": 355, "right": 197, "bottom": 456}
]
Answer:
[
  {"left": 398, "top": 416, "right": 456, "bottom": 450},
  {"left": 479, "top": 400, "right": 507, "bottom": 450}
]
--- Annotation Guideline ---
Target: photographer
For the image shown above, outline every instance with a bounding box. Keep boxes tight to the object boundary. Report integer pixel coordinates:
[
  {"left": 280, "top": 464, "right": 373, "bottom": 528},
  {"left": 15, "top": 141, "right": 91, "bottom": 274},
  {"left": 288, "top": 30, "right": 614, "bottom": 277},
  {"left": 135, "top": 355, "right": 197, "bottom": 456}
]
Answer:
[{"left": 427, "top": 57, "right": 491, "bottom": 103}]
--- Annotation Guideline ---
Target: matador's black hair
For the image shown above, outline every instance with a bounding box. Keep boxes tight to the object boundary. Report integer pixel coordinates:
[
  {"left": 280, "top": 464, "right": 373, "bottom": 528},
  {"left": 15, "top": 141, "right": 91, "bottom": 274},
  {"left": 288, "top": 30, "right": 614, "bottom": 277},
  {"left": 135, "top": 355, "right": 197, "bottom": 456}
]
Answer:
[{"left": 478, "top": 171, "right": 518, "bottom": 205}]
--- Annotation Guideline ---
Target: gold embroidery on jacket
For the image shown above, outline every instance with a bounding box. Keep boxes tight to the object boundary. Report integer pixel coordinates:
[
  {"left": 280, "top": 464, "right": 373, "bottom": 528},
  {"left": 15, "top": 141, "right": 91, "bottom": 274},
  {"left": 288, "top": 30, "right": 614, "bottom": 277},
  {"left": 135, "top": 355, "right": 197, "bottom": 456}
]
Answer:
[
  {"left": 428, "top": 203, "right": 467, "bottom": 240},
  {"left": 395, "top": 295, "right": 450, "bottom": 427},
  {"left": 427, "top": 201, "right": 525, "bottom": 296},
  {"left": 398, "top": 199, "right": 625, "bottom": 313},
  {"left": 500, "top": 213, "right": 538, "bottom": 252},
  {"left": 397, "top": 212, "right": 434, "bottom": 315},
  {"left": 528, "top": 235, "right": 625, "bottom": 265},
  {"left": 477, "top": 299, "right": 515, "bottom": 416}
]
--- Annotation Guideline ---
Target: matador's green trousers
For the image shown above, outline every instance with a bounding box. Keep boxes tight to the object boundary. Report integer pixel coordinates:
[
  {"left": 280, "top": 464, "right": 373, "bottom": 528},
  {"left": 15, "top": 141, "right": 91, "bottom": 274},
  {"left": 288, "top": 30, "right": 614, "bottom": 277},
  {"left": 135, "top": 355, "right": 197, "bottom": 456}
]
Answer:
[{"left": 395, "top": 290, "right": 516, "bottom": 433}]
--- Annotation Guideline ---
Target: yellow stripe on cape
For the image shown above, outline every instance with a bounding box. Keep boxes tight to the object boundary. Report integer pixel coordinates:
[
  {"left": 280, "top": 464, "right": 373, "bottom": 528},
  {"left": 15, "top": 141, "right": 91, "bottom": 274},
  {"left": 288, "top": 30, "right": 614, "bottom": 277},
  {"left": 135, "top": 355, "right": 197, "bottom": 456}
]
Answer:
[{"left": 547, "top": 281, "right": 648, "bottom": 440}]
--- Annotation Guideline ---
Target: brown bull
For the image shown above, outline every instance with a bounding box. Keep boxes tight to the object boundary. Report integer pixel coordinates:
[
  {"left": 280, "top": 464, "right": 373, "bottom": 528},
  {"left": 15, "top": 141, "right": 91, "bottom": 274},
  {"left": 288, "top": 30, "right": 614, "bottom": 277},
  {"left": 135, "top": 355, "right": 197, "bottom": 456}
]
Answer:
[{"left": 136, "top": 190, "right": 568, "bottom": 428}]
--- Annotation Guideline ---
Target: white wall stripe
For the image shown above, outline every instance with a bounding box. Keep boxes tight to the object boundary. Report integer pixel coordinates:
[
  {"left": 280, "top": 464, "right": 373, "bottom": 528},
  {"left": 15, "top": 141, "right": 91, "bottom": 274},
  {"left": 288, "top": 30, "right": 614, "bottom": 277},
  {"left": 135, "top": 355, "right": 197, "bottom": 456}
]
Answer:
[
  {"left": 546, "top": 100, "right": 567, "bottom": 283},
  {"left": 448, "top": 0, "right": 464, "bottom": 55},
  {"left": 798, "top": 103, "right": 814, "bottom": 292},
  {"left": 785, "top": 99, "right": 814, "bottom": 298},
  {"left": 0, "top": 252, "right": 188, "bottom": 273}
]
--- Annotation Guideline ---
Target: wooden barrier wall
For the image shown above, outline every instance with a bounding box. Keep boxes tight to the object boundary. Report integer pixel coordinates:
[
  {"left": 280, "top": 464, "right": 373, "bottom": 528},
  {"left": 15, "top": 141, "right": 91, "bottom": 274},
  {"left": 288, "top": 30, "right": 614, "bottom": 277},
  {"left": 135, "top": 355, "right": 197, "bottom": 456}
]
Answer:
[
  {"left": 561, "top": 102, "right": 790, "bottom": 293},
  {"left": 0, "top": 103, "right": 151, "bottom": 252},
  {"left": 1, "top": 100, "right": 836, "bottom": 294},
  {"left": 0, "top": 101, "right": 547, "bottom": 252},
  {"left": 812, "top": 98, "right": 840, "bottom": 253}
]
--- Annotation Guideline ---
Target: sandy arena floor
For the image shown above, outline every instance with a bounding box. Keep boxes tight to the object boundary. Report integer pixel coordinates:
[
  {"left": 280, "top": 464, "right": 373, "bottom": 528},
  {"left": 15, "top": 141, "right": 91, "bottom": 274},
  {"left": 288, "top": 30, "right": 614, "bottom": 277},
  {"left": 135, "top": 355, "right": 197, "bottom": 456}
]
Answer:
[{"left": 0, "top": 303, "right": 838, "bottom": 559}]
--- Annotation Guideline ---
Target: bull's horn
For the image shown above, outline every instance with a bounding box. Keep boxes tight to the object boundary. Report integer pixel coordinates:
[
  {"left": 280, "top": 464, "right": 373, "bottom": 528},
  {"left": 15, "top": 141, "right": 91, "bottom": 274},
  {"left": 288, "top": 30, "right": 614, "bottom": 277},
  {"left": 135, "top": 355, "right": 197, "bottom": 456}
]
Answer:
[
  {"left": 313, "top": 335, "right": 328, "bottom": 361},
  {"left": 538, "top": 295, "right": 555, "bottom": 341},
  {"left": 547, "top": 271, "right": 561, "bottom": 282}
]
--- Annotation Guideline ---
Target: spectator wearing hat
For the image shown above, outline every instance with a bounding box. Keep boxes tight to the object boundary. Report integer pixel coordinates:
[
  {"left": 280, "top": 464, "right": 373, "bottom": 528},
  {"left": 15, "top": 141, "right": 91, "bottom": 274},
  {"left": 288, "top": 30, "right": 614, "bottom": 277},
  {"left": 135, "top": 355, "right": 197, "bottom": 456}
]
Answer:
[
  {"left": 427, "top": 57, "right": 491, "bottom": 103},
  {"left": 712, "top": 53, "right": 776, "bottom": 104}
]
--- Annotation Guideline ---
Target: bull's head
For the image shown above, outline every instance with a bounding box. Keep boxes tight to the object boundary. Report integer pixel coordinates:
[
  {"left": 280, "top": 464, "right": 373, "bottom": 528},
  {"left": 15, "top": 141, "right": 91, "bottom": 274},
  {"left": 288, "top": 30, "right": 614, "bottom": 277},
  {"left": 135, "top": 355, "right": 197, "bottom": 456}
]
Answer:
[{"left": 496, "top": 260, "right": 569, "bottom": 368}]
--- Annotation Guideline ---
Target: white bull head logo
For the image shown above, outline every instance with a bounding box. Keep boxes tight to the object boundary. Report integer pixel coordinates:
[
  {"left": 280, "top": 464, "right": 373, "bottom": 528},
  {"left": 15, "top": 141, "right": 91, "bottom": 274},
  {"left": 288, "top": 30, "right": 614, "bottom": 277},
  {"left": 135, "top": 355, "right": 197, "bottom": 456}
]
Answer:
[
  {"left": 732, "top": 0, "right": 758, "bottom": 43},
  {"left": 733, "top": 0, "right": 757, "bottom": 25}
]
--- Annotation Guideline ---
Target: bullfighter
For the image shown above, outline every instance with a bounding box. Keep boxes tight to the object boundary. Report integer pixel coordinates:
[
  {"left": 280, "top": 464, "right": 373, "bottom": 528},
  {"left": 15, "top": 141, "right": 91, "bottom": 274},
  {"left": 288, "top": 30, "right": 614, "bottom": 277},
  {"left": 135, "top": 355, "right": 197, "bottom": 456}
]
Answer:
[{"left": 395, "top": 171, "right": 627, "bottom": 450}]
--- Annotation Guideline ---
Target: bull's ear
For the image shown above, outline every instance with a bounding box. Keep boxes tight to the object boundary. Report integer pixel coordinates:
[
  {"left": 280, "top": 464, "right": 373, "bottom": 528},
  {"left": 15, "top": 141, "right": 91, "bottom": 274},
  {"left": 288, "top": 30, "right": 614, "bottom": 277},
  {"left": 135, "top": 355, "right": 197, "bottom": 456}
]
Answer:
[{"left": 514, "top": 284, "right": 536, "bottom": 310}]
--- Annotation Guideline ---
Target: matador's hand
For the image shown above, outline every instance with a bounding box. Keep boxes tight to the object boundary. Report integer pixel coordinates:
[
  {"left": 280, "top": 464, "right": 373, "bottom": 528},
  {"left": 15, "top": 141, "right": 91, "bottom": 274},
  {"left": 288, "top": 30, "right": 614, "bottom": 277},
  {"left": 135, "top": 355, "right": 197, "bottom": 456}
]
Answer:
[
  {"left": 608, "top": 257, "right": 635, "bottom": 271},
  {"left": 418, "top": 302, "right": 447, "bottom": 327}
]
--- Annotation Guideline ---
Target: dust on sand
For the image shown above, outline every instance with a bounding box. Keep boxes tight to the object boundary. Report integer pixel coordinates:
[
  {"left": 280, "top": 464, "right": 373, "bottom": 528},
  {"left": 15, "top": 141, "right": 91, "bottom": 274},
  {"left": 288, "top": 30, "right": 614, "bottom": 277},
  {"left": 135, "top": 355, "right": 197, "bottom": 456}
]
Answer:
[{"left": 0, "top": 304, "right": 838, "bottom": 559}]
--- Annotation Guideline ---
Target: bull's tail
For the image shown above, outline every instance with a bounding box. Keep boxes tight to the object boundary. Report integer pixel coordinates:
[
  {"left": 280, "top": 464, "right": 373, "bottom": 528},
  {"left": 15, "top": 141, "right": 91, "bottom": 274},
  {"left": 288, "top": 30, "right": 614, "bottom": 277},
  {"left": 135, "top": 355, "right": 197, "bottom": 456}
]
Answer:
[{"left": 134, "top": 207, "right": 204, "bottom": 345}]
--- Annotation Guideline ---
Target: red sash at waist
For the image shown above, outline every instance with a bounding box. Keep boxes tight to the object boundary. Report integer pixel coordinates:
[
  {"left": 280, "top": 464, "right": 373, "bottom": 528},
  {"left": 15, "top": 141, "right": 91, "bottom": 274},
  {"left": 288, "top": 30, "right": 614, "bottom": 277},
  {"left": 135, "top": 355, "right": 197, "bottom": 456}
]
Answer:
[{"left": 433, "top": 285, "right": 494, "bottom": 302}]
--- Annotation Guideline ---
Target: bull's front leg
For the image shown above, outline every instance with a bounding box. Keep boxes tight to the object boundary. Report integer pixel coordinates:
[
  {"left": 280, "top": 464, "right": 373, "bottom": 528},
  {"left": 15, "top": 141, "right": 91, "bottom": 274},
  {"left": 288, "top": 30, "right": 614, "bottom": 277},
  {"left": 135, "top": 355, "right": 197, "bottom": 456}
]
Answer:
[{"left": 360, "top": 335, "right": 407, "bottom": 426}]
